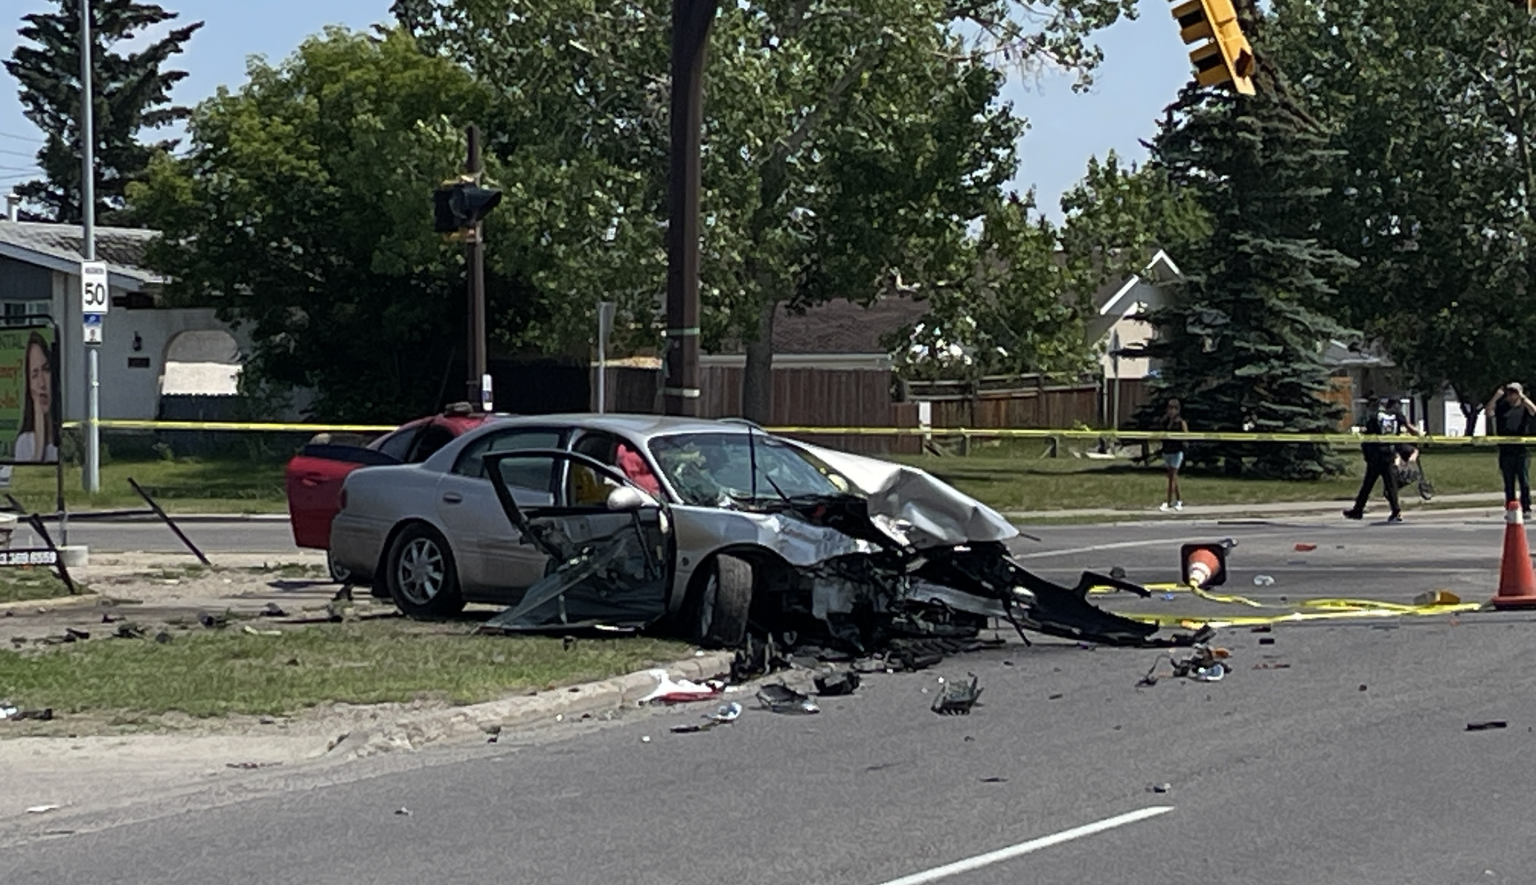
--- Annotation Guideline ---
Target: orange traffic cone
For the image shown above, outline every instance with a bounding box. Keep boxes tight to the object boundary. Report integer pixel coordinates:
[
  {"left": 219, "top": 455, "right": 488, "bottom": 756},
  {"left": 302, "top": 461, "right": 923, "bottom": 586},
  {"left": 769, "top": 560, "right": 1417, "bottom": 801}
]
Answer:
[
  {"left": 1181, "top": 543, "right": 1229, "bottom": 589},
  {"left": 1492, "top": 502, "right": 1536, "bottom": 609}
]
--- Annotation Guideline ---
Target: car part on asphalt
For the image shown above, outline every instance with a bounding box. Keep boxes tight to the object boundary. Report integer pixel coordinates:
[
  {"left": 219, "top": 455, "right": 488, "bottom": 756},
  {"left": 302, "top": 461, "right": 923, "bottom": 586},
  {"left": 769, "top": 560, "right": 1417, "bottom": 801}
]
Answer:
[
  {"left": 931, "top": 674, "right": 982, "bottom": 716},
  {"left": 756, "top": 683, "right": 819, "bottom": 714},
  {"left": 813, "top": 669, "right": 860, "bottom": 696},
  {"left": 670, "top": 701, "right": 744, "bottom": 733},
  {"left": 1137, "top": 641, "right": 1231, "bottom": 687}
]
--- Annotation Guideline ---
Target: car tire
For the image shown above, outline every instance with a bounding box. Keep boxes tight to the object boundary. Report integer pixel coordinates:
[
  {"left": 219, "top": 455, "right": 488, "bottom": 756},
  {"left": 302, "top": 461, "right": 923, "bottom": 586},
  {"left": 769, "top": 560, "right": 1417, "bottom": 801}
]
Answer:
[
  {"left": 325, "top": 551, "right": 353, "bottom": 585},
  {"left": 385, "top": 524, "right": 466, "bottom": 618},
  {"left": 691, "top": 554, "right": 753, "bottom": 648}
]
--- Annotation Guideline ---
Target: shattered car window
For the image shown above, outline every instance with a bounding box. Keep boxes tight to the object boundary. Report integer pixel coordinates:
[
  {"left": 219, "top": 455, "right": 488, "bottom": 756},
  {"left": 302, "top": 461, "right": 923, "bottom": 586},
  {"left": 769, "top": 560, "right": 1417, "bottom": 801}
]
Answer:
[{"left": 648, "top": 433, "right": 849, "bottom": 506}]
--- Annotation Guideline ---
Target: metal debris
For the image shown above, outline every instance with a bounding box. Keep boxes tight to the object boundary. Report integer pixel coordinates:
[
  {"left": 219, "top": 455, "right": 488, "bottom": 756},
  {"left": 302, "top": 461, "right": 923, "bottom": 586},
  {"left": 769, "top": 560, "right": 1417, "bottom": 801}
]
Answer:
[
  {"left": 813, "top": 669, "right": 861, "bottom": 697},
  {"left": 670, "top": 702, "right": 745, "bottom": 733},
  {"left": 756, "top": 683, "right": 820, "bottom": 714},
  {"left": 931, "top": 674, "right": 982, "bottom": 716}
]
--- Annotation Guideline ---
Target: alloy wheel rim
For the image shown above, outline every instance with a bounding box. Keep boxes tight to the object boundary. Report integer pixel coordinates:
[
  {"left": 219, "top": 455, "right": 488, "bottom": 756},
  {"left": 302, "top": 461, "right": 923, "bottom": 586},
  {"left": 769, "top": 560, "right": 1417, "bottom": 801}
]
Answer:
[{"left": 398, "top": 537, "right": 445, "bottom": 605}]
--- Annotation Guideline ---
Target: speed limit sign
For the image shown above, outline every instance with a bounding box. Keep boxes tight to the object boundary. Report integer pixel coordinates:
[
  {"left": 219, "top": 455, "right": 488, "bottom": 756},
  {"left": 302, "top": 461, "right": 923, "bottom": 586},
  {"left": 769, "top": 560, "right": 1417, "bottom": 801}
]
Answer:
[{"left": 80, "top": 260, "right": 109, "bottom": 315}]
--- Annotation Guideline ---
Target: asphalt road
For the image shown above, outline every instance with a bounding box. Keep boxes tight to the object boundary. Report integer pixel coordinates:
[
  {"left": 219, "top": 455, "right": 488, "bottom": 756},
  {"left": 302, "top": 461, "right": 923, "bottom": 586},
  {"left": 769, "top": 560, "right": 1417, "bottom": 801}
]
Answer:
[
  {"left": 14, "top": 518, "right": 299, "bottom": 555},
  {"left": 6, "top": 509, "right": 1531, "bottom": 884}
]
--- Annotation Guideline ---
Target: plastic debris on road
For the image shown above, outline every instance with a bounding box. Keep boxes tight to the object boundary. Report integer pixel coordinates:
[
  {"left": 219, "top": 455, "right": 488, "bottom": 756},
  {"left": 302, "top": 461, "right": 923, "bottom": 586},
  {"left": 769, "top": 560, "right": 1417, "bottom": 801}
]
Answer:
[
  {"left": 1137, "top": 642, "right": 1232, "bottom": 687},
  {"left": 813, "top": 669, "right": 860, "bottom": 697},
  {"left": 671, "top": 702, "right": 744, "bottom": 733},
  {"left": 931, "top": 674, "right": 982, "bottom": 716},
  {"left": 637, "top": 669, "right": 720, "bottom": 705},
  {"left": 1467, "top": 721, "right": 1508, "bottom": 732},
  {"left": 756, "top": 683, "right": 820, "bottom": 714},
  {"left": 26, "top": 805, "right": 60, "bottom": 814},
  {"left": 1252, "top": 575, "right": 1276, "bottom": 587}
]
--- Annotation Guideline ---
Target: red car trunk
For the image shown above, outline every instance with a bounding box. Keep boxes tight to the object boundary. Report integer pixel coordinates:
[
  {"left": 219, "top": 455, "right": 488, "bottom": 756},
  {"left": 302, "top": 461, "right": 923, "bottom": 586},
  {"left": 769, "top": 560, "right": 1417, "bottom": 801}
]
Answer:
[{"left": 285, "top": 410, "right": 493, "bottom": 551}]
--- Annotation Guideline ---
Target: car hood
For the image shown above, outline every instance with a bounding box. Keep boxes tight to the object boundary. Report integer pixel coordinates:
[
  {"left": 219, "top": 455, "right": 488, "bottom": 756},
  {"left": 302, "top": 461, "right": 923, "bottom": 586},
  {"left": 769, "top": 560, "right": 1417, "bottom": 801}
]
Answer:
[{"left": 790, "top": 441, "right": 1019, "bottom": 548}]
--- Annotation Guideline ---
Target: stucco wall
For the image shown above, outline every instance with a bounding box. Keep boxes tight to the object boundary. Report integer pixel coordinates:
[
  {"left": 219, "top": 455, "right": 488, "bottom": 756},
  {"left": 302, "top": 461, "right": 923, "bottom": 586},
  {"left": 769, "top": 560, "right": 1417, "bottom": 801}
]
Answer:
[{"left": 52, "top": 270, "right": 250, "bottom": 421}]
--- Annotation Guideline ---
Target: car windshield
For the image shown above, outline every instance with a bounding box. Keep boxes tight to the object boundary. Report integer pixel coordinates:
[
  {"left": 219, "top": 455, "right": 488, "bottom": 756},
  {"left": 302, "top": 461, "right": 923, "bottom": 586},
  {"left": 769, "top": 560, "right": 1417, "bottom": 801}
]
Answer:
[{"left": 647, "top": 432, "right": 846, "bottom": 507}]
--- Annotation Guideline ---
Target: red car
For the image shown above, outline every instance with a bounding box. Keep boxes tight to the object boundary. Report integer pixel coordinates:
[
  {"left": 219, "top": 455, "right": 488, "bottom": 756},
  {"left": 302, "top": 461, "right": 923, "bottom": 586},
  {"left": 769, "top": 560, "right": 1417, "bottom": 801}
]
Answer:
[{"left": 286, "top": 404, "right": 496, "bottom": 581}]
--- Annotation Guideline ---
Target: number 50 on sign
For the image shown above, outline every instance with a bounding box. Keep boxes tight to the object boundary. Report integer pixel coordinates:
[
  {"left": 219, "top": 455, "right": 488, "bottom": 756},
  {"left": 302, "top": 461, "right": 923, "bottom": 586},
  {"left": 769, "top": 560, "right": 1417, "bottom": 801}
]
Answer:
[{"left": 80, "top": 261, "right": 109, "bottom": 315}]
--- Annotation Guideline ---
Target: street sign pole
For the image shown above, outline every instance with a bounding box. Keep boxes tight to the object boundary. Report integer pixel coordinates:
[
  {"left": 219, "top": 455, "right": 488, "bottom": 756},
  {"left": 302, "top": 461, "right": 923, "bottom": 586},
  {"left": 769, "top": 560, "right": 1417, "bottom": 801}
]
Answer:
[{"left": 80, "top": 0, "right": 100, "bottom": 496}]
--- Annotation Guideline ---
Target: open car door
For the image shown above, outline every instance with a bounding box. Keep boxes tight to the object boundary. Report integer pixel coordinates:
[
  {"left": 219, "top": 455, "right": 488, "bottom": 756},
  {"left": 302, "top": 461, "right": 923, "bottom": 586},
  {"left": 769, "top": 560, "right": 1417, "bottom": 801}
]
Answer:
[{"left": 477, "top": 449, "right": 672, "bottom": 634}]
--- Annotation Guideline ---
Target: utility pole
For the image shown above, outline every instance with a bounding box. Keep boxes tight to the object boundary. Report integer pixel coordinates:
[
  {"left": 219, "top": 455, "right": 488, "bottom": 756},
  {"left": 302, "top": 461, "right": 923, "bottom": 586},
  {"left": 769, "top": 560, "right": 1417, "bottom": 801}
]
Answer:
[
  {"left": 81, "top": 0, "right": 100, "bottom": 494},
  {"left": 432, "top": 132, "right": 500, "bottom": 411},
  {"left": 464, "top": 125, "right": 489, "bottom": 411},
  {"left": 663, "top": 0, "right": 717, "bottom": 417}
]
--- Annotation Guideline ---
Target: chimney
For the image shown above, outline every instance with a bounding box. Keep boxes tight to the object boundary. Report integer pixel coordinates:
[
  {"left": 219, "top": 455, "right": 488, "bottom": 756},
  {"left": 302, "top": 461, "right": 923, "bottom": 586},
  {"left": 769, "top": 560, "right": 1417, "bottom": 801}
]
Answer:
[{"left": 4, "top": 193, "right": 18, "bottom": 223}]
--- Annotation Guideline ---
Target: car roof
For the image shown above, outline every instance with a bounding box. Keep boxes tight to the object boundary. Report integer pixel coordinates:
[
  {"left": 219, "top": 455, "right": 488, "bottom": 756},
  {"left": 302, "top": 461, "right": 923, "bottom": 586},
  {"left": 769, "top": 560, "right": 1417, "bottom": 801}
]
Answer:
[{"left": 480, "top": 413, "right": 757, "bottom": 441}]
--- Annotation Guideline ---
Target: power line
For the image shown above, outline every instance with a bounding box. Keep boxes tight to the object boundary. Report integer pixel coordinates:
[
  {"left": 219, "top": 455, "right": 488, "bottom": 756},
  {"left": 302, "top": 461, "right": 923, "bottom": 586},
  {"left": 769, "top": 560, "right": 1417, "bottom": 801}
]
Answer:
[
  {"left": 0, "top": 131, "right": 43, "bottom": 145},
  {"left": 0, "top": 147, "right": 39, "bottom": 159}
]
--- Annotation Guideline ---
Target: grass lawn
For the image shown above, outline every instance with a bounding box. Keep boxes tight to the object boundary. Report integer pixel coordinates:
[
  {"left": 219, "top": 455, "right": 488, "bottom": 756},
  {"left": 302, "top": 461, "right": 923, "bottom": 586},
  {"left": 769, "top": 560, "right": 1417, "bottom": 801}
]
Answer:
[
  {"left": 0, "top": 568, "right": 80, "bottom": 604},
  {"left": 0, "top": 619, "right": 692, "bottom": 720},
  {"left": 4, "top": 457, "right": 288, "bottom": 515},
  {"left": 893, "top": 446, "right": 1499, "bottom": 512}
]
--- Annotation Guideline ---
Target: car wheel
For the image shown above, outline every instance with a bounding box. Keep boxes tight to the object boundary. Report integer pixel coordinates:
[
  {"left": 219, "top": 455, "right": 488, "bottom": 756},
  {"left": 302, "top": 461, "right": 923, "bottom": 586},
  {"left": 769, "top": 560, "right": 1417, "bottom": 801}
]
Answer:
[
  {"left": 691, "top": 554, "right": 752, "bottom": 648},
  {"left": 325, "top": 551, "right": 353, "bottom": 585},
  {"left": 386, "top": 524, "right": 465, "bottom": 617}
]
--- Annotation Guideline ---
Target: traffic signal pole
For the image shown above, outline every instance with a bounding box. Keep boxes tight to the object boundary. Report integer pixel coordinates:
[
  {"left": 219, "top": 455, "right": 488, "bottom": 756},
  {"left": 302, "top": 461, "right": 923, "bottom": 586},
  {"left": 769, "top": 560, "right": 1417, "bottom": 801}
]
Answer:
[{"left": 464, "top": 125, "right": 489, "bottom": 411}]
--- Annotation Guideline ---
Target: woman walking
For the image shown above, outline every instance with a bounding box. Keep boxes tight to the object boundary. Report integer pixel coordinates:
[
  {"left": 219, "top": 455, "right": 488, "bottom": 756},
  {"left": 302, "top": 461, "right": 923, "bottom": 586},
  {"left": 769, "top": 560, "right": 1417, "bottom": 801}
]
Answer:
[{"left": 1158, "top": 398, "right": 1188, "bottom": 513}]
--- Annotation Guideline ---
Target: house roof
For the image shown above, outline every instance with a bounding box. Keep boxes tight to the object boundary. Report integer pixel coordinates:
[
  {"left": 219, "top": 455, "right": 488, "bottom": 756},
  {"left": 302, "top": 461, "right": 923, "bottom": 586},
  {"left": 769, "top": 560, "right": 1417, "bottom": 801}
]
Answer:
[
  {"left": 767, "top": 296, "right": 931, "bottom": 355},
  {"left": 0, "top": 221, "right": 161, "bottom": 291}
]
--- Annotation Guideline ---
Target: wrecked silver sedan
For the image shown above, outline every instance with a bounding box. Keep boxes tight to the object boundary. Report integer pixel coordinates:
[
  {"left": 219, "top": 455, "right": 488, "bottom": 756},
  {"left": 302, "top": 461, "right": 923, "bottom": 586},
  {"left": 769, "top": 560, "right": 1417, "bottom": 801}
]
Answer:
[{"left": 328, "top": 415, "right": 1165, "bottom": 653}]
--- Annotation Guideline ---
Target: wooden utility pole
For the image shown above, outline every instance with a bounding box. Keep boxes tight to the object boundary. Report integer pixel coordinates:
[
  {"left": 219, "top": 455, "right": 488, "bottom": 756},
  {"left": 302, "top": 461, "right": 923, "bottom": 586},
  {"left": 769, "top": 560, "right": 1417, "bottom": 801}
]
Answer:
[
  {"left": 465, "top": 125, "right": 489, "bottom": 410},
  {"left": 663, "top": 0, "right": 717, "bottom": 416}
]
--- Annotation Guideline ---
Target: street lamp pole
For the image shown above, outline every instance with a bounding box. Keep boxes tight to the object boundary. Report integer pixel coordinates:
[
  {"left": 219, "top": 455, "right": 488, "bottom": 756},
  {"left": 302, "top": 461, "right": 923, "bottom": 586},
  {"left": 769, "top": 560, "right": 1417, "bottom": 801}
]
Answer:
[
  {"left": 663, "top": 0, "right": 717, "bottom": 417},
  {"left": 80, "top": 0, "right": 100, "bottom": 495}
]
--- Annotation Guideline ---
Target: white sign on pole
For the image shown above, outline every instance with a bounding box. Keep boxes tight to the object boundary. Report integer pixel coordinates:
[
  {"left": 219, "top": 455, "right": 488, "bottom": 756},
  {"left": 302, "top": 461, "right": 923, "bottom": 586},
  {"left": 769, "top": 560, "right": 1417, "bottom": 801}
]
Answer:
[
  {"left": 80, "top": 260, "right": 109, "bottom": 315},
  {"left": 81, "top": 260, "right": 108, "bottom": 348}
]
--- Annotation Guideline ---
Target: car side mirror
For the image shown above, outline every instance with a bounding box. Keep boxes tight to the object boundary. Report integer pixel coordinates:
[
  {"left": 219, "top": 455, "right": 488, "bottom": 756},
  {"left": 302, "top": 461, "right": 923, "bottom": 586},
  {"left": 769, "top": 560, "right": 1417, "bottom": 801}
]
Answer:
[{"left": 606, "top": 486, "right": 652, "bottom": 511}]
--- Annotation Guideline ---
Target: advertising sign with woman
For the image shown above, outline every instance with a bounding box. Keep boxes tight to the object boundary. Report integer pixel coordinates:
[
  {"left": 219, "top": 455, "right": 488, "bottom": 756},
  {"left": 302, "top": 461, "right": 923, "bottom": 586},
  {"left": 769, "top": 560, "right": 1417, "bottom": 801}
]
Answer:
[{"left": 0, "top": 326, "right": 60, "bottom": 465}]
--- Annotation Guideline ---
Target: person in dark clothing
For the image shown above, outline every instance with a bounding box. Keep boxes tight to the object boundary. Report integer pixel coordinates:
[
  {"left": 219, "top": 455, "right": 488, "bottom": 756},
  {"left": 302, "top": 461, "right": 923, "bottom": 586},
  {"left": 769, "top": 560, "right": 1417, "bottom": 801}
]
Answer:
[
  {"left": 1158, "top": 398, "right": 1189, "bottom": 512},
  {"left": 1344, "top": 395, "right": 1422, "bottom": 523},
  {"left": 1485, "top": 382, "right": 1536, "bottom": 517}
]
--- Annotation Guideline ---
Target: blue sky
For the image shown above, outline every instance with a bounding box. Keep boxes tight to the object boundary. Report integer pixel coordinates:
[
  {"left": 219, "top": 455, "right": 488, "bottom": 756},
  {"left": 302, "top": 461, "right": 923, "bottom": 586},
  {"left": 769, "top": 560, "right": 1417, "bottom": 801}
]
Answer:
[{"left": 0, "top": 0, "right": 1191, "bottom": 222}]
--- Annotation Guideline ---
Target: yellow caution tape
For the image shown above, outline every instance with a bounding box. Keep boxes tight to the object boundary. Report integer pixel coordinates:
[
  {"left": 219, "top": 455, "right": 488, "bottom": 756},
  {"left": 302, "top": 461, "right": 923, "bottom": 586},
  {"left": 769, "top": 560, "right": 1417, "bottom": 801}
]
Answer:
[
  {"left": 1120, "top": 599, "right": 1484, "bottom": 628},
  {"left": 62, "top": 420, "right": 397, "bottom": 433},
  {"left": 46, "top": 419, "right": 1536, "bottom": 445}
]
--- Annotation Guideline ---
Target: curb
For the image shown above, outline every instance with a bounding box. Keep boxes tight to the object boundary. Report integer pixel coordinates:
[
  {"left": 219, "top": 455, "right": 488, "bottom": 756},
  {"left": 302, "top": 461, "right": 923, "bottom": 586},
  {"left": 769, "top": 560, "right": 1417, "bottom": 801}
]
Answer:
[
  {"left": 324, "top": 651, "right": 738, "bottom": 759},
  {"left": 0, "top": 592, "right": 99, "bottom": 614}
]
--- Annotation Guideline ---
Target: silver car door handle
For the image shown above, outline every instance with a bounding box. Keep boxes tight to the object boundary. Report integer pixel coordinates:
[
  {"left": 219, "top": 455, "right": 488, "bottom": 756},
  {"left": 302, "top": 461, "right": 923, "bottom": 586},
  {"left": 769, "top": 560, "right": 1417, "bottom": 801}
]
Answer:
[{"left": 441, "top": 492, "right": 463, "bottom": 504}]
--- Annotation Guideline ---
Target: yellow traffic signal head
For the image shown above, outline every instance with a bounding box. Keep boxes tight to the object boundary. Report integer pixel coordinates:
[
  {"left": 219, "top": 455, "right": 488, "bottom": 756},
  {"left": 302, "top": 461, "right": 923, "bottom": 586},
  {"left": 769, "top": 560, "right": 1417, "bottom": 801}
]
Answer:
[{"left": 1171, "top": 0, "right": 1256, "bottom": 96}]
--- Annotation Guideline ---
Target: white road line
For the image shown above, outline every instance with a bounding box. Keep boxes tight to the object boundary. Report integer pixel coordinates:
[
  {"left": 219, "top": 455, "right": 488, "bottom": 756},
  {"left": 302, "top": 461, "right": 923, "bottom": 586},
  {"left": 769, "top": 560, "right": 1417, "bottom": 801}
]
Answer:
[{"left": 874, "top": 805, "right": 1175, "bottom": 885}]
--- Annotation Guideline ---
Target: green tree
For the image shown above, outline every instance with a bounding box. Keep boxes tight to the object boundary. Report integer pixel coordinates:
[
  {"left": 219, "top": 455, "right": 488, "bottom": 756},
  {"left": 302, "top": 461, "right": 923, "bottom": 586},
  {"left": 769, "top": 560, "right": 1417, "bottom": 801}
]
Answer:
[
  {"left": 130, "top": 28, "right": 524, "bottom": 420},
  {"left": 1135, "top": 1, "right": 1354, "bottom": 479},
  {"left": 1266, "top": 0, "right": 1536, "bottom": 434},
  {"left": 397, "top": 0, "right": 1141, "bottom": 422},
  {"left": 4, "top": 0, "right": 201, "bottom": 223}
]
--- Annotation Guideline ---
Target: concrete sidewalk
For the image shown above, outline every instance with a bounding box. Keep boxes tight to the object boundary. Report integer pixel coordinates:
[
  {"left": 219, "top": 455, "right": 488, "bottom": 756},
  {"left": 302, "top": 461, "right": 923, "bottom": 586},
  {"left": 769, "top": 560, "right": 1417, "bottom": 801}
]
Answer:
[{"left": 1005, "top": 490, "right": 1508, "bottom": 522}]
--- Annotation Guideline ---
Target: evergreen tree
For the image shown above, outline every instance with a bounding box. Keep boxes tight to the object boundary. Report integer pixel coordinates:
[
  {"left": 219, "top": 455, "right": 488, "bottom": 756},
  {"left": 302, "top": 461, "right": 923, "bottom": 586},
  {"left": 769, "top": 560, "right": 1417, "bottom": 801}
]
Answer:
[
  {"left": 5, "top": 0, "right": 201, "bottom": 223},
  {"left": 1134, "top": 0, "right": 1354, "bottom": 479}
]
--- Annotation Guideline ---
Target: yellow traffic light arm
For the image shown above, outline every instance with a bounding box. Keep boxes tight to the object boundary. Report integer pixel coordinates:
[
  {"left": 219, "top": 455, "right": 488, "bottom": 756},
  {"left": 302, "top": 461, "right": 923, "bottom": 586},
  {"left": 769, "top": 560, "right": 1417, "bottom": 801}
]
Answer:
[{"left": 1171, "top": 0, "right": 1256, "bottom": 96}]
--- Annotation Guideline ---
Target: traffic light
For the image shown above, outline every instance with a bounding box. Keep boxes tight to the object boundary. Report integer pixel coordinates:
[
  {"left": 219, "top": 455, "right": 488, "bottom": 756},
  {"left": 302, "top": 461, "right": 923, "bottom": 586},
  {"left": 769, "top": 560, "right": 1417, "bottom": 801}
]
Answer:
[
  {"left": 433, "top": 180, "right": 503, "bottom": 233},
  {"left": 1171, "top": 0, "right": 1256, "bottom": 96}
]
